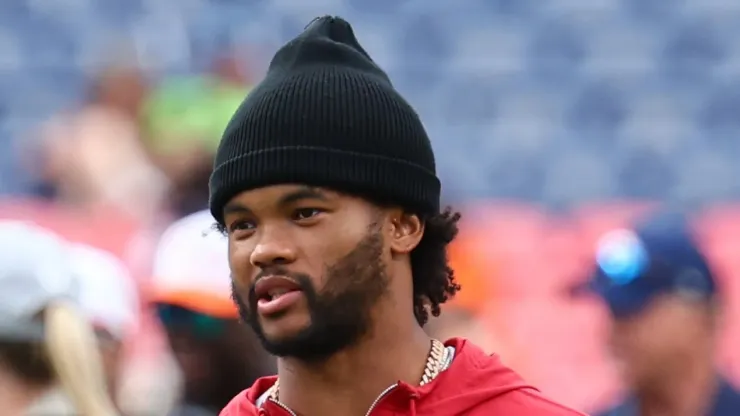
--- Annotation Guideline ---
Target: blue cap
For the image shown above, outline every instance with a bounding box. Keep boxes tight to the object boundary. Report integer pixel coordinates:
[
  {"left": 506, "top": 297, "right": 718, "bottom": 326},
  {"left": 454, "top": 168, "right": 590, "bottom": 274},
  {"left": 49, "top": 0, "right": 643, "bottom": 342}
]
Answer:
[{"left": 587, "top": 211, "right": 716, "bottom": 318}]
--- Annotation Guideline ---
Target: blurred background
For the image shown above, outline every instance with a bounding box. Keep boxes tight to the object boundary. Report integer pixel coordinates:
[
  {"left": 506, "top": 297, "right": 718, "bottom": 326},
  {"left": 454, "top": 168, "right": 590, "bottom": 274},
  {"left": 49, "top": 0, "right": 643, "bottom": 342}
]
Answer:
[{"left": 3, "top": 0, "right": 740, "bottom": 414}]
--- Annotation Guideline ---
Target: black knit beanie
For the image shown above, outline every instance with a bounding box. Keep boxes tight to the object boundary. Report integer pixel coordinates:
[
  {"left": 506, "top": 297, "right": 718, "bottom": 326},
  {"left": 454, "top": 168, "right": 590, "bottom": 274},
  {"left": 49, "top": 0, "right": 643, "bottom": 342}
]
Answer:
[{"left": 209, "top": 16, "right": 440, "bottom": 224}]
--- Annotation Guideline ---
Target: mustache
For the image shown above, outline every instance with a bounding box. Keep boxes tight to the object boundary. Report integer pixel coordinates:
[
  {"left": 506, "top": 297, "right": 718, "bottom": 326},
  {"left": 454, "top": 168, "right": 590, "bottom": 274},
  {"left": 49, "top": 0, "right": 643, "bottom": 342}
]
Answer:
[{"left": 254, "top": 267, "right": 301, "bottom": 284}]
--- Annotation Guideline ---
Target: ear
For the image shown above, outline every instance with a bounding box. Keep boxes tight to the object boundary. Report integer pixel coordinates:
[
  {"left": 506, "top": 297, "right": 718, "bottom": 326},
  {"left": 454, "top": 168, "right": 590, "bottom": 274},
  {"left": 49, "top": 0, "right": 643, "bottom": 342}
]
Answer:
[{"left": 387, "top": 211, "right": 424, "bottom": 255}]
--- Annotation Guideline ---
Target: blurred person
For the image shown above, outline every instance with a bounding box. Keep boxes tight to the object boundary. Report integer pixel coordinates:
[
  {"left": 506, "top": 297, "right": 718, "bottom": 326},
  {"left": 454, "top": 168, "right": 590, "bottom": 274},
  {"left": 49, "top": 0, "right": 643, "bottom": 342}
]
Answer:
[
  {"left": 143, "top": 53, "right": 253, "bottom": 217},
  {"left": 35, "top": 62, "right": 169, "bottom": 222},
  {"left": 0, "top": 221, "right": 118, "bottom": 415},
  {"left": 212, "top": 16, "right": 584, "bottom": 416},
  {"left": 579, "top": 212, "right": 740, "bottom": 416},
  {"left": 70, "top": 243, "right": 140, "bottom": 404},
  {"left": 150, "top": 209, "right": 275, "bottom": 415}
]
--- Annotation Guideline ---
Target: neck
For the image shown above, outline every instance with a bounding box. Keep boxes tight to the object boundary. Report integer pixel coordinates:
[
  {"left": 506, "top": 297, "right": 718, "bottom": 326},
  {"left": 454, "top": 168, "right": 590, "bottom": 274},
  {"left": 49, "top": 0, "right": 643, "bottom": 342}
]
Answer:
[
  {"left": 638, "top": 347, "right": 716, "bottom": 416},
  {"left": 0, "top": 370, "right": 49, "bottom": 414},
  {"left": 276, "top": 310, "right": 432, "bottom": 416}
]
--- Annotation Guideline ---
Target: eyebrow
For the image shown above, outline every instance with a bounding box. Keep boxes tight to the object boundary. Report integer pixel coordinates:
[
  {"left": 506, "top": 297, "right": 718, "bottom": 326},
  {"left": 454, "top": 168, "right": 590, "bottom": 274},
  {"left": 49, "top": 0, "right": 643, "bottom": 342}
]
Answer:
[
  {"left": 222, "top": 187, "right": 329, "bottom": 217},
  {"left": 223, "top": 202, "right": 252, "bottom": 216},
  {"left": 278, "top": 186, "right": 329, "bottom": 206}
]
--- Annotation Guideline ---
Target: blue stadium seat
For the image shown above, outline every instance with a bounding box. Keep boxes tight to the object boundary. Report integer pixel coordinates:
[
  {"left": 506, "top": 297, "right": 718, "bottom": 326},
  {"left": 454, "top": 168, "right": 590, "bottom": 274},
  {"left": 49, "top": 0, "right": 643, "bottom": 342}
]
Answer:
[
  {"left": 436, "top": 75, "right": 498, "bottom": 124},
  {"left": 696, "top": 83, "right": 740, "bottom": 137},
  {"left": 527, "top": 20, "right": 587, "bottom": 82},
  {"left": 566, "top": 81, "right": 627, "bottom": 139},
  {"left": 614, "top": 148, "right": 675, "bottom": 199},
  {"left": 397, "top": 13, "right": 452, "bottom": 64},
  {"left": 542, "top": 147, "right": 617, "bottom": 205},
  {"left": 661, "top": 19, "right": 727, "bottom": 82},
  {"left": 670, "top": 148, "right": 738, "bottom": 204},
  {"left": 345, "top": 0, "right": 401, "bottom": 14},
  {"left": 620, "top": 0, "right": 682, "bottom": 24}
]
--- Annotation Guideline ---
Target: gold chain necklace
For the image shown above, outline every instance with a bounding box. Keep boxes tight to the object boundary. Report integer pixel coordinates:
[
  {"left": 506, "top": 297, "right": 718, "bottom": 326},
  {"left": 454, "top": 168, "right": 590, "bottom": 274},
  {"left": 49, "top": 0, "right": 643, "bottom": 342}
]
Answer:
[{"left": 267, "top": 339, "right": 448, "bottom": 402}]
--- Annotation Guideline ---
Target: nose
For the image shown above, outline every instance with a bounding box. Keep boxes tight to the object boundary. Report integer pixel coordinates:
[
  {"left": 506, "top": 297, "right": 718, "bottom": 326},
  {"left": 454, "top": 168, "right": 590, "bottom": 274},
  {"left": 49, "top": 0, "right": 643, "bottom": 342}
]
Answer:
[{"left": 249, "top": 227, "right": 297, "bottom": 268}]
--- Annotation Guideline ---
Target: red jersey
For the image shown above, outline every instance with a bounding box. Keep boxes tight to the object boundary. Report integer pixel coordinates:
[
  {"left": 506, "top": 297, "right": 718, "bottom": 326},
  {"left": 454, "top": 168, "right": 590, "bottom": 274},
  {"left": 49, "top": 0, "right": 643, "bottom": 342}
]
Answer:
[{"left": 219, "top": 338, "right": 587, "bottom": 415}]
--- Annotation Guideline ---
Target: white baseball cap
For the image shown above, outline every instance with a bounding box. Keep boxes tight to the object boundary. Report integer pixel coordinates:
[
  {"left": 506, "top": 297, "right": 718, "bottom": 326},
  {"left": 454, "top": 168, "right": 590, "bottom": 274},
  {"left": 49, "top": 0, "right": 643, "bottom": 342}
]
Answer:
[
  {"left": 0, "top": 220, "right": 79, "bottom": 341},
  {"left": 70, "top": 243, "right": 140, "bottom": 341},
  {"left": 149, "top": 210, "right": 236, "bottom": 318}
]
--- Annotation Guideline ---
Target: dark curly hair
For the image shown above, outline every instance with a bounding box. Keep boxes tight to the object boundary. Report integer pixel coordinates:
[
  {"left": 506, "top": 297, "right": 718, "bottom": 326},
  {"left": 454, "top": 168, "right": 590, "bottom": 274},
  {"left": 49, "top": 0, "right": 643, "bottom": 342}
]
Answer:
[
  {"left": 212, "top": 201, "right": 462, "bottom": 327},
  {"left": 410, "top": 207, "right": 462, "bottom": 326}
]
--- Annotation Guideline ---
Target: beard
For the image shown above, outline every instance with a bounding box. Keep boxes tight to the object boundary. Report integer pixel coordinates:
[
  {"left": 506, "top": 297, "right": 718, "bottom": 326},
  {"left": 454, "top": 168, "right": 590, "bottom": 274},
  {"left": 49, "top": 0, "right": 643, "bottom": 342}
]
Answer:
[{"left": 231, "top": 223, "right": 389, "bottom": 362}]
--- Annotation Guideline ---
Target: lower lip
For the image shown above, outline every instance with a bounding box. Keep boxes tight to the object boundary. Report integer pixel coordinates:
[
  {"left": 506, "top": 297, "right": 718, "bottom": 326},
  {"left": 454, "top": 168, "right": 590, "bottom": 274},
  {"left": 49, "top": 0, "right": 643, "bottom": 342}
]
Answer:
[{"left": 257, "top": 291, "right": 303, "bottom": 316}]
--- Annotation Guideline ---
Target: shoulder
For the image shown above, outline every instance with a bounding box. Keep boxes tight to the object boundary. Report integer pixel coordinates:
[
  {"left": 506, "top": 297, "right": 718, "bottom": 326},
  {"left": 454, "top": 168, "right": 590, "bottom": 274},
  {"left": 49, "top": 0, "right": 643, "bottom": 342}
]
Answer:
[
  {"left": 469, "top": 387, "right": 588, "bottom": 415},
  {"left": 219, "top": 390, "right": 258, "bottom": 416},
  {"left": 432, "top": 339, "right": 586, "bottom": 415},
  {"left": 219, "top": 377, "right": 279, "bottom": 416}
]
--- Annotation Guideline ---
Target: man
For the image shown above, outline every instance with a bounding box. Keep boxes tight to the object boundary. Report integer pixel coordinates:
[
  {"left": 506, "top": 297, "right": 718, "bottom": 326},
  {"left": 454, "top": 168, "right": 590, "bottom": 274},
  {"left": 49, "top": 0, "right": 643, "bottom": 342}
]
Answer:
[
  {"left": 582, "top": 211, "right": 740, "bottom": 415},
  {"left": 211, "top": 15, "right": 584, "bottom": 416},
  {"left": 150, "top": 210, "right": 274, "bottom": 415}
]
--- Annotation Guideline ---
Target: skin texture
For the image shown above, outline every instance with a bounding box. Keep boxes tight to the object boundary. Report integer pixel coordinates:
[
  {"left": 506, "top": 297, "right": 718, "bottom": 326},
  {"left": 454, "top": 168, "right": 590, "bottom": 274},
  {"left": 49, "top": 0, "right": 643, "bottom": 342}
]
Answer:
[{"left": 223, "top": 184, "right": 435, "bottom": 415}]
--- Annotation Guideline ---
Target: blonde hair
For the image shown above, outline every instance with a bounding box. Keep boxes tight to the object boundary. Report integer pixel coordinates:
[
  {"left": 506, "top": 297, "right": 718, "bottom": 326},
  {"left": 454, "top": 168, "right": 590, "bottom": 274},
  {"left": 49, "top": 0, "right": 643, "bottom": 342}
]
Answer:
[{"left": 44, "top": 301, "right": 119, "bottom": 416}]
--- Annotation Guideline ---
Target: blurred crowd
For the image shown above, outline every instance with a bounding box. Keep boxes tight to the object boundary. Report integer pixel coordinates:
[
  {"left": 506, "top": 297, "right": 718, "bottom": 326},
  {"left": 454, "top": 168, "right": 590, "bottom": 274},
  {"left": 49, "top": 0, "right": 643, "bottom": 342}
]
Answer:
[
  {"left": 0, "top": 36, "right": 275, "bottom": 414},
  {"left": 2, "top": 1, "right": 740, "bottom": 415},
  {"left": 28, "top": 52, "right": 252, "bottom": 224}
]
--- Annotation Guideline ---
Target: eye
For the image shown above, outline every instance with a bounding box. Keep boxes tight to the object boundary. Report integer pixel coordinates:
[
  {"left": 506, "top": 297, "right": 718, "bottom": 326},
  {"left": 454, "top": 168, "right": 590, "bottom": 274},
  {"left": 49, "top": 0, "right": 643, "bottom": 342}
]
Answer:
[
  {"left": 292, "top": 208, "right": 323, "bottom": 222},
  {"left": 227, "top": 220, "right": 256, "bottom": 235}
]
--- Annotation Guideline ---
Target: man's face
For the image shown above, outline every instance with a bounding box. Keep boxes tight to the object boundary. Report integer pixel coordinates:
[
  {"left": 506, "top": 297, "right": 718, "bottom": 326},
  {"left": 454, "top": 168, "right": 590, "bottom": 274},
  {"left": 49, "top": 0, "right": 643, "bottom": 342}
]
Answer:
[
  {"left": 608, "top": 295, "right": 709, "bottom": 387},
  {"left": 223, "top": 185, "right": 391, "bottom": 362}
]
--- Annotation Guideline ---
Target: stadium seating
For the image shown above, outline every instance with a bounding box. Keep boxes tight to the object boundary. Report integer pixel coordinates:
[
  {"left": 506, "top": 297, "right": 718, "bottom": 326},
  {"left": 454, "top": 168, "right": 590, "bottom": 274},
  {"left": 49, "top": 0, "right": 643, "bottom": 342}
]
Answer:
[{"left": 1, "top": 0, "right": 739, "bottom": 202}]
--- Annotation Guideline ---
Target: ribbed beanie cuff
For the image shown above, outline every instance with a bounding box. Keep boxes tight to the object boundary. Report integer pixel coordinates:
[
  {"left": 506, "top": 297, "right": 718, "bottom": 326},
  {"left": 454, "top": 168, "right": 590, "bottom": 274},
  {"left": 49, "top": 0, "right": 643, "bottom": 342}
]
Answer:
[{"left": 211, "top": 146, "right": 440, "bottom": 223}]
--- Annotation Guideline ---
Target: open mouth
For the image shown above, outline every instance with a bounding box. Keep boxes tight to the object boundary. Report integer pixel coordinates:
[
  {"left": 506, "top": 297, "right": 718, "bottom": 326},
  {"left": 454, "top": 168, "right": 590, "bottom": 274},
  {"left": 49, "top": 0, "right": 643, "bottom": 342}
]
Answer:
[
  {"left": 260, "top": 287, "right": 299, "bottom": 302},
  {"left": 254, "top": 276, "right": 304, "bottom": 315}
]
